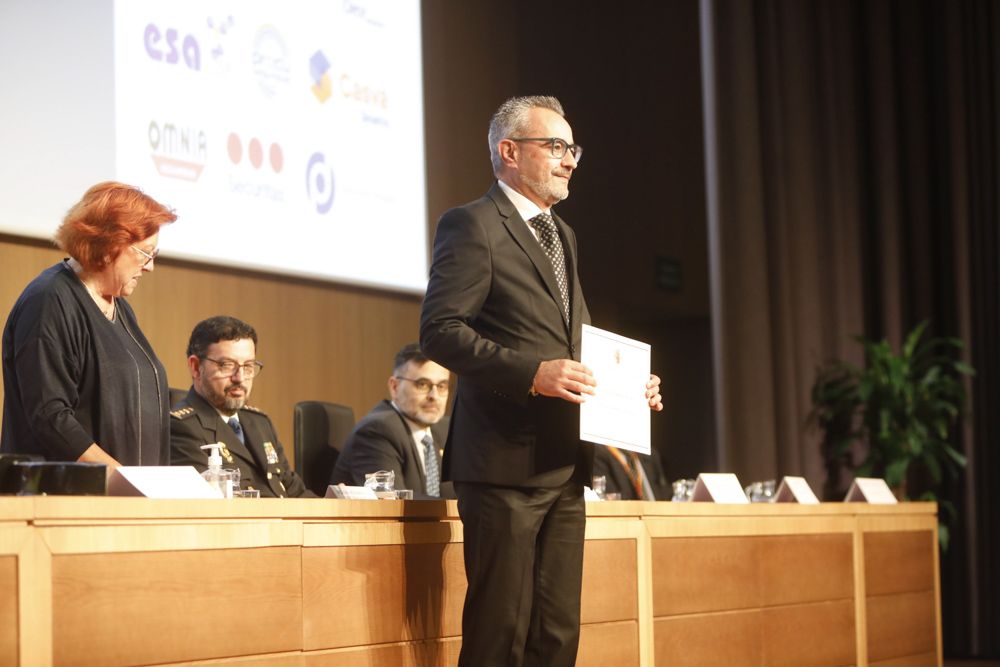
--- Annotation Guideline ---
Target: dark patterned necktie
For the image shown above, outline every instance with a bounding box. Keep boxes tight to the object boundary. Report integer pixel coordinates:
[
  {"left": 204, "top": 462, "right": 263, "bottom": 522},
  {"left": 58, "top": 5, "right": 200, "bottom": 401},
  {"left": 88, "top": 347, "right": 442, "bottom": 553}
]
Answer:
[
  {"left": 227, "top": 417, "right": 245, "bottom": 445},
  {"left": 528, "top": 212, "right": 570, "bottom": 323},
  {"left": 421, "top": 433, "right": 440, "bottom": 497}
]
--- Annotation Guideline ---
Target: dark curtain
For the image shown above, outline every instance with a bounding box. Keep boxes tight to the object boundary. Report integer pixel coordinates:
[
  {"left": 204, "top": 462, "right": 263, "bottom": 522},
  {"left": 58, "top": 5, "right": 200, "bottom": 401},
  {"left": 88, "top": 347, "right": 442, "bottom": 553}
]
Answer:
[{"left": 703, "top": 0, "right": 999, "bottom": 656}]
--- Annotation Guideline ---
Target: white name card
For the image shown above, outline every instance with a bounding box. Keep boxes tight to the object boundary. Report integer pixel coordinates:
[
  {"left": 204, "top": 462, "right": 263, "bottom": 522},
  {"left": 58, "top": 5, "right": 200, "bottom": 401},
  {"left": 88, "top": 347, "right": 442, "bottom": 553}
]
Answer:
[
  {"left": 774, "top": 476, "right": 820, "bottom": 504},
  {"left": 108, "top": 466, "right": 221, "bottom": 499},
  {"left": 325, "top": 484, "right": 379, "bottom": 500},
  {"left": 692, "top": 473, "right": 749, "bottom": 504},
  {"left": 844, "top": 477, "right": 898, "bottom": 504}
]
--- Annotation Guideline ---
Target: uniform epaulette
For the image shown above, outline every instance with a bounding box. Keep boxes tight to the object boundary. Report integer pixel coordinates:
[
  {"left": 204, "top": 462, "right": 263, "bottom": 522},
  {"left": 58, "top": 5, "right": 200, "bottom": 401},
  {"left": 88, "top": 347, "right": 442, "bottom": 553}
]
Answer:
[
  {"left": 242, "top": 404, "right": 266, "bottom": 416},
  {"left": 170, "top": 406, "right": 195, "bottom": 419}
]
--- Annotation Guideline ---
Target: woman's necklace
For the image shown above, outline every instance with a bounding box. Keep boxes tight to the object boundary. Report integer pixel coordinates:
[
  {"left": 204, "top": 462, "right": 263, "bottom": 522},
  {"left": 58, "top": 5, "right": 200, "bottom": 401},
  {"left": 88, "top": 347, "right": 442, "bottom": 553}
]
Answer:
[{"left": 69, "top": 260, "right": 116, "bottom": 320}]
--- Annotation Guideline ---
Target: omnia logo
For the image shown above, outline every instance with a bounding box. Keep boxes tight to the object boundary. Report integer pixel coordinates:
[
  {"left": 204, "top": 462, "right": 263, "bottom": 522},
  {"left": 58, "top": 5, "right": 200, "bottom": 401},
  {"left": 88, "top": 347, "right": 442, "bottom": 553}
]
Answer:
[{"left": 148, "top": 120, "right": 207, "bottom": 181}]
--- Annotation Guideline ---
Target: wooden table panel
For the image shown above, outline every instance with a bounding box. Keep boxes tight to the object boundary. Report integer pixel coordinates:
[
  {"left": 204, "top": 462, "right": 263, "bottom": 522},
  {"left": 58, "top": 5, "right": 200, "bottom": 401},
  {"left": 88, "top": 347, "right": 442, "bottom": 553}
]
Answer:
[
  {"left": 302, "top": 543, "right": 466, "bottom": 650},
  {"left": 0, "top": 555, "right": 17, "bottom": 666},
  {"left": 652, "top": 536, "right": 759, "bottom": 615},
  {"left": 761, "top": 600, "right": 856, "bottom": 667},
  {"left": 577, "top": 621, "right": 639, "bottom": 667},
  {"left": 867, "top": 590, "right": 937, "bottom": 663},
  {"left": 655, "top": 609, "right": 763, "bottom": 665},
  {"left": 304, "top": 638, "right": 461, "bottom": 667},
  {"left": 581, "top": 538, "right": 638, "bottom": 623},
  {"left": 758, "top": 534, "right": 854, "bottom": 606},
  {"left": 865, "top": 531, "right": 935, "bottom": 596},
  {"left": 52, "top": 547, "right": 301, "bottom": 666}
]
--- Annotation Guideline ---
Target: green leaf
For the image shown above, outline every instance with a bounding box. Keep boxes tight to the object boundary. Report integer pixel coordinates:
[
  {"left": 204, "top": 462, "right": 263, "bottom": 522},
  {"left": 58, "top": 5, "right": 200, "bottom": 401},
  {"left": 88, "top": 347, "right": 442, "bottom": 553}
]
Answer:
[{"left": 885, "top": 458, "right": 909, "bottom": 487}]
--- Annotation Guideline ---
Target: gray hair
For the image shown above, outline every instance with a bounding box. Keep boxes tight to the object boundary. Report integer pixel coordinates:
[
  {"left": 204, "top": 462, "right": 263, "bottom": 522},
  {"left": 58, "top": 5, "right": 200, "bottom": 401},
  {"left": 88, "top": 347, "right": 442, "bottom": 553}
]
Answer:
[{"left": 488, "top": 95, "right": 565, "bottom": 175}]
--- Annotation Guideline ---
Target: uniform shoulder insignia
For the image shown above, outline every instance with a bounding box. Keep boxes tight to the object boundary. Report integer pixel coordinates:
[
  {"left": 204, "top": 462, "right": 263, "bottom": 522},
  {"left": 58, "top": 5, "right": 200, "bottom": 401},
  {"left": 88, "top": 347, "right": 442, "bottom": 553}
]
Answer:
[
  {"left": 170, "top": 406, "right": 195, "bottom": 419},
  {"left": 242, "top": 404, "right": 267, "bottom": 416}
]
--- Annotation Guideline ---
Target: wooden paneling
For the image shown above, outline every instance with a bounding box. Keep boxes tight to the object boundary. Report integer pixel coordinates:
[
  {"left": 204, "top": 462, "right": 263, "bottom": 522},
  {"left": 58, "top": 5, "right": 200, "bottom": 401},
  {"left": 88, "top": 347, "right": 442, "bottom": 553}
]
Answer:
[
  {"left": 304, "top": 638, "right": 462, "bottom": 667},
  {"left": 864, "top": 531, "right": 935, "bottom": 596},
  {"left": 652, "top": 533, "right": 853, "bottom": 616},
  {"left": 302, "top": 543, "right": 466, "bottom": 650},
  {"left": 652, "top": 535, "right": 759, "bottom": 614},
  {"left": 761, "top": 600, "right": 855, "bottom": 666},
  {"left": 164, "top": 654, "right": 306, "bottom": 667},
  {"left": 655, "top": 609, "right": 763, "bottom": 666},
  {"left": 581, "top": 538, "right": 638, "bottom": 623},
  {"left": 869, "top": 652, "right": 938, "bottom": 667},
  {"left": 655, "top": 600, "right": 854, "bottom": 667},
  {"left": 0, "top": 555, "right": 17, "bottom": 665},
  {"left": 51, "top": 547, "right": 302, "bottom": 666},
  {"left": 759, "top": 534, "right": 853, "bottom": 606},
  {"left": 867, "top": 590, "right": 937, "bottom": 663},
  {"left": 577, "top": 621, "right": 640, "bottom": 667}
]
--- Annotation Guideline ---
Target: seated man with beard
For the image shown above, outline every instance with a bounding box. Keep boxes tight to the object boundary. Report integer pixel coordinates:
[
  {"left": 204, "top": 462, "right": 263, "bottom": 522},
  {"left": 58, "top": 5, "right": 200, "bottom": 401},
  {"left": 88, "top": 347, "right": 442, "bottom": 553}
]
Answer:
[
  {"left": 170, "top": 316, "right": 314, "bottom": 497},
  {"left": 331, "top": 343, "right": 453, "bottom": 499}
]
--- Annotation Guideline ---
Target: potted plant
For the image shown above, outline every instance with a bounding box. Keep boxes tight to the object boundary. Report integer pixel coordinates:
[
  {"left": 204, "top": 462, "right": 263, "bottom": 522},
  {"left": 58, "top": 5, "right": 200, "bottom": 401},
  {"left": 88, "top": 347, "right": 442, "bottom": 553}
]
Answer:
[{"left": 810, "top": 321, "right": 974, "bottom": 548}]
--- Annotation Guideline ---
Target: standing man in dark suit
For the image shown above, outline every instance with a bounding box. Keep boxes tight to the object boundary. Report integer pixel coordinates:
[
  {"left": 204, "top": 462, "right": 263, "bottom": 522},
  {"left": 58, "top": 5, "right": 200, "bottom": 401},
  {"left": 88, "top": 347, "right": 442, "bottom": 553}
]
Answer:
[
  {"left": 331, "top": 342, "right": 453, "bottom": 499},
  {"left": 420, "top": 95, "right": 663, "bottom": 666},
  {"left": 170, "top": 316, "right": 314, "bottom": 498}
]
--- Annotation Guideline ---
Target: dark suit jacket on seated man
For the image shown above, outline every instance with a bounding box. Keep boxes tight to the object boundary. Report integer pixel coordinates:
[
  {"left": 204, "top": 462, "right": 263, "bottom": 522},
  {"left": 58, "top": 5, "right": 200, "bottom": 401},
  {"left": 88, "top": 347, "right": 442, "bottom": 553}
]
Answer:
[
  {"left": 331, "top": 343, "right": 452, "bottom": 499},
  {"left": 170, "top": 316, "right": 314, "bottom": 498},
  {"left": 419, "top": 95, "right": 663, "bottom": 667}
]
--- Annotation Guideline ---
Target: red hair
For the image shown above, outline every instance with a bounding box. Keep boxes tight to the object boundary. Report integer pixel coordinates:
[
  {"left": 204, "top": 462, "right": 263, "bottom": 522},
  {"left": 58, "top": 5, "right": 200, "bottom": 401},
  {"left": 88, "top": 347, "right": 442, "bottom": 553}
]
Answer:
[{"left": 54, "top": 181, "right": 177, "bottom": 271}]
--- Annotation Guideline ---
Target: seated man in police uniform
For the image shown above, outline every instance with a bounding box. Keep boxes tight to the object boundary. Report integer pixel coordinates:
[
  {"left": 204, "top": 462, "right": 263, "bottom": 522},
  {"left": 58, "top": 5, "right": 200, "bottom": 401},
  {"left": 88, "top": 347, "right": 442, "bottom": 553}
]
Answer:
[
  {"left": 331, "top": 343, "right": 453, "bottom": 499},
  {"left": 170, "top": 316, "right": 314, "bottom": 497}
]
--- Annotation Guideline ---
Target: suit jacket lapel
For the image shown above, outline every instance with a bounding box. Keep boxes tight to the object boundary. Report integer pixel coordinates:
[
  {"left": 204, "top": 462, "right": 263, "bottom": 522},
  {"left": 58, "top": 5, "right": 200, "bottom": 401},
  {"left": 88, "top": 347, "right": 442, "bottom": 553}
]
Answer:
[
  {"left": 189, "top": 392, "right": 257, "bottom": 468},
  {"left": 489, "top": 183, "right": 572, "bottom": 331},
  {"left": 387, "top": 402, "right": 427, "bottom": 488},
  {"left": 237, "top": 413, "right": 272, "bottom": 472}
]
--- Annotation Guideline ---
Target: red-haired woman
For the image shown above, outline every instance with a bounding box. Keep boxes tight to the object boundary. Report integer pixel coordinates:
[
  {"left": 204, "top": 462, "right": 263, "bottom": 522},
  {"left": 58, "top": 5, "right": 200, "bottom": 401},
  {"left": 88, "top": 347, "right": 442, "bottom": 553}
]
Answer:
[{"left": 1, "top": 182, "right": 176, "bottom": 473}]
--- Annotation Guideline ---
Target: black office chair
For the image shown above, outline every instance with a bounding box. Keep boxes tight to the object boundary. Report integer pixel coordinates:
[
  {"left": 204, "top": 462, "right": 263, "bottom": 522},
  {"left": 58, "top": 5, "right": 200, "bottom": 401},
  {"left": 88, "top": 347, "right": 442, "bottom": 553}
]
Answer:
[
  {"left": 168, "top": 387, "right": 188, "bottom": 409},
  {"left": 293, "top": 401, "right": 356, "bottom": 496}
]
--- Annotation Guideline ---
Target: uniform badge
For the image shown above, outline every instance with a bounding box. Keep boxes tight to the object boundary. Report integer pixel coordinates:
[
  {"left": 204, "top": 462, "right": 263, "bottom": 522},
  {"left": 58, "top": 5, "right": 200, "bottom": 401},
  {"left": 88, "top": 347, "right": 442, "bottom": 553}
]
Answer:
[
  {"left": 218, "top": 441, "right": 234, "bottom": 464},
  {"left": 263, "top": 441, "right": 279, "bottom": 464}
]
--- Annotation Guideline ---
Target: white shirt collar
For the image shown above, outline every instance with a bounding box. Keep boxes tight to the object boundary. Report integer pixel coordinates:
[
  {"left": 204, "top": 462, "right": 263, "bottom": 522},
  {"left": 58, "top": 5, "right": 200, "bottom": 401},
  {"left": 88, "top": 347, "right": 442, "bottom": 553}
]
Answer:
[{"left": 497, "top": 179, "right": 550, "bottom": 223}]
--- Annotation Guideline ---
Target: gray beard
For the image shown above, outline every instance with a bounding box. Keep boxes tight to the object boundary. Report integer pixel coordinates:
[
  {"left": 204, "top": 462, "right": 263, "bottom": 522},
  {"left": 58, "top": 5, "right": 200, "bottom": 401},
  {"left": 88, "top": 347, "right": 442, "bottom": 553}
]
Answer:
[{"left": 521, "top": 174, "right": 569, "bottom": 204}]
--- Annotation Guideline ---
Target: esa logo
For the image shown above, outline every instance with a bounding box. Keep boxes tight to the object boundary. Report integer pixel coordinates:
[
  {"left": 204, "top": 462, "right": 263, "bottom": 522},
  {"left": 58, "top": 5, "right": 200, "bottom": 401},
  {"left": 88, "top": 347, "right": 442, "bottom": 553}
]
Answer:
[{"left": 144, "top": 23, "right": 201, "bottom": 71}]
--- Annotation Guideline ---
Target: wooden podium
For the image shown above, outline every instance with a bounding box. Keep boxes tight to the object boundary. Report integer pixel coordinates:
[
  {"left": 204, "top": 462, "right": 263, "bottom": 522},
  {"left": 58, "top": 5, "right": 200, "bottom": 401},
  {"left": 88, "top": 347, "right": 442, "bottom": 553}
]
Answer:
[{"left": 0, "top": 497, "right": 940, "bottom": 666}]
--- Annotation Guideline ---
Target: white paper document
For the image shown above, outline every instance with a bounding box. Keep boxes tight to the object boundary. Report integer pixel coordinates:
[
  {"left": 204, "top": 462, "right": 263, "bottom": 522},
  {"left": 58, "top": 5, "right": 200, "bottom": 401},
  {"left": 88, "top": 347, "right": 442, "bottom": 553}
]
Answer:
[
  {"left": 108, "top": 466, "right": 222, "bottom": 499},
  {"left": 579, "top": 324, "right": 651, "bottom": 454}
]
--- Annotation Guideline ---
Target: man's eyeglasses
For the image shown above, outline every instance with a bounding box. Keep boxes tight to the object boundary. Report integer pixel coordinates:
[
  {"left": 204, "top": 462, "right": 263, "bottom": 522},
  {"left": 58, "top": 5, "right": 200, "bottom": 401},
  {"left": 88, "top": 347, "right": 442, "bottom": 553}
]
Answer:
[
  {"left": 202, "top": 357, "right": 264, "bottom": 378},
  {"left": 395, "top": 377, "right": 450, "bottom": 394},
  {"left": 130, "top": 245, "right": 160, "bottom": 267},
  {"left": 508, "top": 137, "right": 583, "bottom": 162}
]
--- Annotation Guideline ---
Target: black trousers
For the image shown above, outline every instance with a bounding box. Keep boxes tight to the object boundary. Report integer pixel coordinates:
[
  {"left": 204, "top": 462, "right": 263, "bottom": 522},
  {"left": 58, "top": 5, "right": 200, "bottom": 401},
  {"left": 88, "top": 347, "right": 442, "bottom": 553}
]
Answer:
[{"left": 455, "top": 481, "right": 586, "bottom": 667}]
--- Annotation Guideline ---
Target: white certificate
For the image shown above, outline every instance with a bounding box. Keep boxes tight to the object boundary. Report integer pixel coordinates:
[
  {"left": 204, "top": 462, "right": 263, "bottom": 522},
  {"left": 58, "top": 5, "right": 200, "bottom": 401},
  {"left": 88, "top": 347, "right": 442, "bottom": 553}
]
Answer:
[{"left": 579, "top": 324, "right": 651, "bottom": 454}]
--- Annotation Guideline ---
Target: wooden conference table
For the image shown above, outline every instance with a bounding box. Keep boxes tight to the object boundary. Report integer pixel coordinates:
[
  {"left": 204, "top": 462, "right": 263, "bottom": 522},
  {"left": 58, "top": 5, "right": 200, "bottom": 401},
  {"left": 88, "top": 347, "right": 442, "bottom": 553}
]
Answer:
[{"left": 0, "top": 497, "right": 939, "bottom": 666}]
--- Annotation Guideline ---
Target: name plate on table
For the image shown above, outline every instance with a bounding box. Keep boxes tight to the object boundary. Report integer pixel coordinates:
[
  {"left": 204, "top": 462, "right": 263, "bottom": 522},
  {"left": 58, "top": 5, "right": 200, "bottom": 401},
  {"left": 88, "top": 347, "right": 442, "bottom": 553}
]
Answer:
[
  {"left": 691, "top": 473, "right": 749, "bottom": 504},
  {"left": 108, "top": 466, "right": 221, "bottom": 499},
  {"left": 325, "top": 484, "right": 378, "bottom": 500},
  {"left": 844, "top": 477, "right": 898, "bottom": 504},
  {"left": 774, "top": 476, "right": 820, "bottom": 504}
]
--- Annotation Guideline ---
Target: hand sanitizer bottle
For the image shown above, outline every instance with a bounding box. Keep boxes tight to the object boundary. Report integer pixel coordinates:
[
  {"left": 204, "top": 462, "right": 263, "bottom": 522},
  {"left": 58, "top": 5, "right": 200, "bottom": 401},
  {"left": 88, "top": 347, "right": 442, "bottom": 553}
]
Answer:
[{"left": 200, "top": 443, "right": 232, "bottom": 498}]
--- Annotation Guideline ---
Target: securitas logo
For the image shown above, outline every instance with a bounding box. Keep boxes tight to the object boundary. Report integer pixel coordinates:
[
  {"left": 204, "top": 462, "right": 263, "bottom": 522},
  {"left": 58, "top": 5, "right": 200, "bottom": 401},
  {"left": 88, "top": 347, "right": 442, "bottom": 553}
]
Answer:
[
  {"left": 305, "top": 152, "right": 334, "bottom": 214},
  {"left": 144, "top": 23, "right": 201, "bottom": 71},
  {"left": 227, "top": 132, "right": 284, "bottom": 202},
  {"left": 148, "top": 120, "right": 207, "bottom": 182}
]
